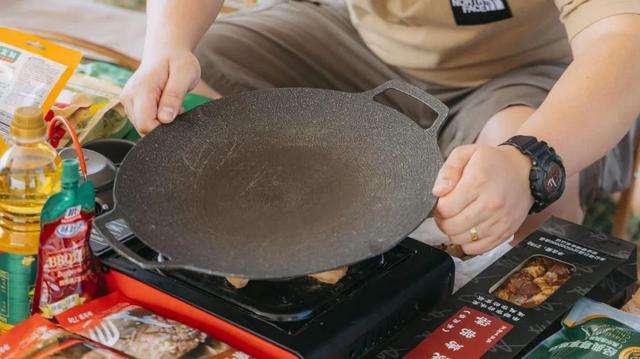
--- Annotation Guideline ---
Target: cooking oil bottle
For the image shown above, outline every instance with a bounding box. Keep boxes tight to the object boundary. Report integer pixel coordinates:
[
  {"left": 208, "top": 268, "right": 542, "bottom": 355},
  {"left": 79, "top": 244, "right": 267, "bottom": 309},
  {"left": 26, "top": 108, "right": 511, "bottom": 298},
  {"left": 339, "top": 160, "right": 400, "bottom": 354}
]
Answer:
[{"left": 0, "top": 106, "right": 61, "bottom": 333}]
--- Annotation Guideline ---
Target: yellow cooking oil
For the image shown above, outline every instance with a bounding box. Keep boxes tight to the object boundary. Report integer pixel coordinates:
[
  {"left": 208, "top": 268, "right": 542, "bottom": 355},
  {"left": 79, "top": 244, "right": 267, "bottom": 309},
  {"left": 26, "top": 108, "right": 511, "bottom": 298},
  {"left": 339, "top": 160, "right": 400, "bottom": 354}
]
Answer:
[{"left": 0, "top": 106, "right": 61, "bottom": 333}]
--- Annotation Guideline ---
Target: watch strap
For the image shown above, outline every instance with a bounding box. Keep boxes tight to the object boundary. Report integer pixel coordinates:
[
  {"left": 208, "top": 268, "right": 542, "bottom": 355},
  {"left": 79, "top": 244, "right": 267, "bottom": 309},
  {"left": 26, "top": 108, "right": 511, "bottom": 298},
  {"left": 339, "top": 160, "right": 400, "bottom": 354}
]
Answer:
[{"left": 500, "top": 135, "right": 565, "bottom": 214}]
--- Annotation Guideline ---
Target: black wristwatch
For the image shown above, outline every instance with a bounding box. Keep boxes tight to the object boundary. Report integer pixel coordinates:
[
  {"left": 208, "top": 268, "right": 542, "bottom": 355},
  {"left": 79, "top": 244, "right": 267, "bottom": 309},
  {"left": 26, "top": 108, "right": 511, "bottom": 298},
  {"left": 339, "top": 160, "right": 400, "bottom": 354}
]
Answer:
[{"left": 500, "top": 135, "right": 566, "bottom": 214}]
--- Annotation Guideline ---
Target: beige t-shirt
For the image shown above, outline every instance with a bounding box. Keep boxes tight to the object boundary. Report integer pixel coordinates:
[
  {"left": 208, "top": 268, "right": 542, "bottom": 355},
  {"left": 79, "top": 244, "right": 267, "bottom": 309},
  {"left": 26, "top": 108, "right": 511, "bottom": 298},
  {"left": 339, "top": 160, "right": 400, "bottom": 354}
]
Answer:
[{"left": 347, "top": 0, "right": 640, "bottom": 86}]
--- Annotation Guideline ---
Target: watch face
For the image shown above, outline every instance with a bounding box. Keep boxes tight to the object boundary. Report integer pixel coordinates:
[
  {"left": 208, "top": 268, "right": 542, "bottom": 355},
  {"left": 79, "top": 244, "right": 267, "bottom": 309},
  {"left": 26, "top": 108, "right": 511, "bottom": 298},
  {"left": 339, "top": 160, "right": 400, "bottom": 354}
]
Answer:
[{"left": 544, "top": 162, "right": 564, "bottom": 194}]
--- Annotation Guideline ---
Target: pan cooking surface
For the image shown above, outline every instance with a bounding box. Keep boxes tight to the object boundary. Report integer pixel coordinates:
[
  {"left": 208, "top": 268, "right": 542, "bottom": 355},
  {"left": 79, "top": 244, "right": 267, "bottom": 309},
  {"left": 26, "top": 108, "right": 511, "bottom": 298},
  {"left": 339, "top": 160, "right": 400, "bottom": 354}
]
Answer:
[
  {"left": 203, "top": 144, "right": 364, "bottom": 241},
  {"left": 109, "top": 83, "right": 447, "bottom": 278}
]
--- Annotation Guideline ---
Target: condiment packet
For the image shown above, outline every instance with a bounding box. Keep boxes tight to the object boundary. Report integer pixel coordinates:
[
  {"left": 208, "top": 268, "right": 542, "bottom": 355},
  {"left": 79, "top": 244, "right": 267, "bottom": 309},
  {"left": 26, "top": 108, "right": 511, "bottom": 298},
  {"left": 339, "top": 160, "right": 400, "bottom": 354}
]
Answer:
[
  {"left": 0, "top": 314, "right": 130, "bottom": 358},
  {"left": 56, "top": 291, "right": 251, "bottom": 359},
  {"left": 33, "top": 159, "right": 102, "bottom": 318},
  {"left": 0, "top": 27, "right": 81, "bottom": 138}
]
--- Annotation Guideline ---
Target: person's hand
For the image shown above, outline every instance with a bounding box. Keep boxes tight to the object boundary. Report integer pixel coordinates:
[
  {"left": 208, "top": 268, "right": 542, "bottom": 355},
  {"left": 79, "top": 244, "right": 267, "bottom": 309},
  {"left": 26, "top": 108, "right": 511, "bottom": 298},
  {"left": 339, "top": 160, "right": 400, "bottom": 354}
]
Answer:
[
  {"left": 120, "top": 50, "right": 201, "bottom": 135},
  {"left": 432, "top": 144, "right": 535, "bottom": 255}
]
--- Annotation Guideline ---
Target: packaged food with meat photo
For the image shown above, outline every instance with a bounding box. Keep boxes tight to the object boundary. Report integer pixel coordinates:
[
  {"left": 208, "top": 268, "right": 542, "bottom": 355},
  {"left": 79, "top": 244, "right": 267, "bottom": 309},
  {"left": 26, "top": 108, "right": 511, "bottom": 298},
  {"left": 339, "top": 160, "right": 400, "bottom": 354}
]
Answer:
[
  {"left": 0, "top": 314, "right": 130, "bottom": 359},
  {"left": 33, "top": 159, "right": 103, "bottom": 318},
  {"left": 378, "top": 217, "right": 637, "bottom": 359},
  {"left": 524, "top": 297, "right": 640, "bottom": 358},
  {"left": 56, "top": 292, "right": 251, "bottom": 359}
]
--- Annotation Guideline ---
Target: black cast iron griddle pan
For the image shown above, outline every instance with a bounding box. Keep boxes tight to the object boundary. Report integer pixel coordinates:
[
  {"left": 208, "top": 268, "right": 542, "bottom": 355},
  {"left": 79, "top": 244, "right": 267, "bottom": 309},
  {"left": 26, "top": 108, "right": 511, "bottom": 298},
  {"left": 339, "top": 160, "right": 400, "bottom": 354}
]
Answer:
[{"left": 94, "top": 80, "right": 449, "bottom": 279}]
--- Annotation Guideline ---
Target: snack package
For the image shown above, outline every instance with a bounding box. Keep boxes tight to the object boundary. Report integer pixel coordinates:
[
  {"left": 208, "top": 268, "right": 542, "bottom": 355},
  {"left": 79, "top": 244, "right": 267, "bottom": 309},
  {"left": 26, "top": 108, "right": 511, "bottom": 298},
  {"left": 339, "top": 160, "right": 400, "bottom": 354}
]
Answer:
[
  {"left": 33, "top": 159, "right": 102, "bottom": 318},
  {"left": 0, "top": 314, "right": 129, "bottom": 358},
  {"left": 525, "top": 297, "right": 640, "bottom": 358},
  {"left": 50, "top": 73, "right": 129, "bottom": 147},
  {"left": 0, "top": 28, "right": 82, "bottom": 138},
  {"left": 51, "top": 62, "right": 215, "bottom": 146},
  {"left": 56, "top": 292, "right": 251, "bottom": 359}
]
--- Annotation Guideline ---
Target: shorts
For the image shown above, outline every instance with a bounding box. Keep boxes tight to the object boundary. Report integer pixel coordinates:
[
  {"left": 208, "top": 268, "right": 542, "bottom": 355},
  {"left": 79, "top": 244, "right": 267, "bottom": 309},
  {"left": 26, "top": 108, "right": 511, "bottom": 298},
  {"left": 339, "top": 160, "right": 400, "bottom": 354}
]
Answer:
[{"left": 195, "top": 0, "right": 639, "bottom": 207}]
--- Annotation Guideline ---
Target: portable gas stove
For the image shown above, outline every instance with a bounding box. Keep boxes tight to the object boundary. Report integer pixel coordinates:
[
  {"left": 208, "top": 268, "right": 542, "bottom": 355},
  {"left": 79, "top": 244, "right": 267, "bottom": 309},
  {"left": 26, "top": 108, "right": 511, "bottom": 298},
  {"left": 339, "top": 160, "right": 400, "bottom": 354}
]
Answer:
[
  {"left": 90, "top": 221, "right": 454, "bottom": 358},
  {"left": 82, "top": 140, "right": 455, "bottom": 358}
]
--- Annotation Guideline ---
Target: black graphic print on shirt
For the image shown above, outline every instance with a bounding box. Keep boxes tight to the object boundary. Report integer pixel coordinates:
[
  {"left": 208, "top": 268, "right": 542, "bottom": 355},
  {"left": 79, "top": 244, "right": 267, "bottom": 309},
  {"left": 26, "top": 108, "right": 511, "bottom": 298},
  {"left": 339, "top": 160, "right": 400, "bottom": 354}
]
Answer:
[{"left": 450, "top": 0, "right": 513, "bottom": 25}]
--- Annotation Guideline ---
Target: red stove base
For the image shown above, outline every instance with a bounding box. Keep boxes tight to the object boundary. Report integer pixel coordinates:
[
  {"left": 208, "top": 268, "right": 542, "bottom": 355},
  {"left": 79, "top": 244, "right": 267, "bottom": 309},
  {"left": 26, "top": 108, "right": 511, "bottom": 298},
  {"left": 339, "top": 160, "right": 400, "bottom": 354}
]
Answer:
[
  {"left": 96, "top": 236, "right": 454, "bottom": 358},
  {"left": 104, "top": 270, "right": 296, "bottom": 359}
]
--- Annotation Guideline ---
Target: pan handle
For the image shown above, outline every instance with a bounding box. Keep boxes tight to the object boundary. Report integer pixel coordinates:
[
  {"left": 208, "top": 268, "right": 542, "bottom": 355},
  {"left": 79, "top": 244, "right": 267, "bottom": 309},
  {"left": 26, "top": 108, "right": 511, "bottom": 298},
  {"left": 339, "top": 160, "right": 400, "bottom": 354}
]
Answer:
[
  {"left": 94, "top": 208, "right": 179, "bottom": 271},
  {"left": 363, "top": 80, "right": 449, "bottom": 139}
]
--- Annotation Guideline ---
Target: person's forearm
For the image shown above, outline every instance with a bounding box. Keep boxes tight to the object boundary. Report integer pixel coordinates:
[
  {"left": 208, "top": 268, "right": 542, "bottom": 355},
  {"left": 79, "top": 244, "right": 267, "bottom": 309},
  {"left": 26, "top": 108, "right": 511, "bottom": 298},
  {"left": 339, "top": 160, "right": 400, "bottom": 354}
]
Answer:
[
  {"left": 516, "top": 14, "right": 640, "bottom": 177},
  {"left": 143, "top": 0, "right": 222, "bottom": 58}
]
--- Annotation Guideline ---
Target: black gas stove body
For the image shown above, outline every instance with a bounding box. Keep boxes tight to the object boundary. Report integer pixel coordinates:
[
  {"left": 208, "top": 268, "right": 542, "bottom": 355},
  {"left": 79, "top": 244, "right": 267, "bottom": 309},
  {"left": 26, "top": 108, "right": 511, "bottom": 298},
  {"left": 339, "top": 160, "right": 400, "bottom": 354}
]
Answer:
[{"left": 91, "top": 222, "right": 454, "bottom": 358}]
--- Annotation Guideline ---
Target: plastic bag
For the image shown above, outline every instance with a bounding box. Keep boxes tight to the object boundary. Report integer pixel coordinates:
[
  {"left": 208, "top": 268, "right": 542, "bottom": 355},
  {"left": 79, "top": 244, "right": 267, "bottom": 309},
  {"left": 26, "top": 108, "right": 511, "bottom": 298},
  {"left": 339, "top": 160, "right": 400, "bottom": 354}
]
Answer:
[{"left": 409, "top": 217, "right": 513, "bottom": 292}]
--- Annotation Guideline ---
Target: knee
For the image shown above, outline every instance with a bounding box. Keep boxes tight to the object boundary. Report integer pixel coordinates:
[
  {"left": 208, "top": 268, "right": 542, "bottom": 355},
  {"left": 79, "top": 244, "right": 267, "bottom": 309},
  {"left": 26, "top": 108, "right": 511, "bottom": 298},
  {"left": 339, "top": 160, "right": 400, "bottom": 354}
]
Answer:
[
  {"left": 476, "top": 105, "right": 535, "bottom": 145},
  {"left": 193, "top": 29, "right": 227, "bottom": 77},
  {"left": 193, "top": 25, "right": 248, "bottom": 95}
]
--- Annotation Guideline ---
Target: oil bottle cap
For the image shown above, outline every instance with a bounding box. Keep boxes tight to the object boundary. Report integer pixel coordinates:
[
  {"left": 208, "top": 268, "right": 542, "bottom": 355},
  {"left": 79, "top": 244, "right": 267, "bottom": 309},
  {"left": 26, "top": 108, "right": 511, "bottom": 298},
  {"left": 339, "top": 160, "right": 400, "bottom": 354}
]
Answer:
[
  {"left": 61, "top": 158, "right": 81, "bottom": 186},
  {"left": 10, "top": 106, "right": 46, "bottom": 139}
]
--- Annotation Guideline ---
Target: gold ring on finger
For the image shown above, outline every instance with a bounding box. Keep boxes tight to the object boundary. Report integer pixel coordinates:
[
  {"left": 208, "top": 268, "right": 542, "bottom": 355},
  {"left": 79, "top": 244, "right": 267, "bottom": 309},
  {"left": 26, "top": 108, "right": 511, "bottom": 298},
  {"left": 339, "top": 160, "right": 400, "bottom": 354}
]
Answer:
[{"left": 469, "top": 227, "right": 479, "bottom": 242}]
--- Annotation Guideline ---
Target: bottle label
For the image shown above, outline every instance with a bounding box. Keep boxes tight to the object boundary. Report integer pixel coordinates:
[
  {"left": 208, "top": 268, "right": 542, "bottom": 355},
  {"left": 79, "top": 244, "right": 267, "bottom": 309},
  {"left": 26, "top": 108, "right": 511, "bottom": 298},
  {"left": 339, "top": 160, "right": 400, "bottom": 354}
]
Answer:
[
  {"left": 0, "top": 252, "right": 37, "bottom": 334},
  {"left": 36, "top": 209, "right": 100, "bottom": 318}
]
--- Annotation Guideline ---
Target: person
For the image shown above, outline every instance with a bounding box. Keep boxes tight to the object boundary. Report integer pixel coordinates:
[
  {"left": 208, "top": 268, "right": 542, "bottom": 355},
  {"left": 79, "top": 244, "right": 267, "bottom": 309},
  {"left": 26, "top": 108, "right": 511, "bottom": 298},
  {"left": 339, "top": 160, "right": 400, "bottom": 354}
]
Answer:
[{"left": 120, "top": 0, "right": 640, "bottom": 255}]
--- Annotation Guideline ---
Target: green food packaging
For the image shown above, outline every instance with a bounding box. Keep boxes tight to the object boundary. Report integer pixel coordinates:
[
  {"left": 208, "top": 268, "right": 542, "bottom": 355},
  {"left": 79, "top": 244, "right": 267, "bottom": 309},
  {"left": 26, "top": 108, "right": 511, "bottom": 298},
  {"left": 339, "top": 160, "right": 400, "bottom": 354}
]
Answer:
[{"left": 525, "top": 298, "right": 640, "bottom": 358}]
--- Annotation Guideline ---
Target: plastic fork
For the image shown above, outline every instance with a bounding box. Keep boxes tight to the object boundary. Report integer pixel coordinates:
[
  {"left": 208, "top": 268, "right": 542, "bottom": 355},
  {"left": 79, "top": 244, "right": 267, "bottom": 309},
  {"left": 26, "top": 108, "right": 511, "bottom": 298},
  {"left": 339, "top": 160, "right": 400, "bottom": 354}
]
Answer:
[{"left": 88, "top": 319, "right": 120, "bottom": 347}]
